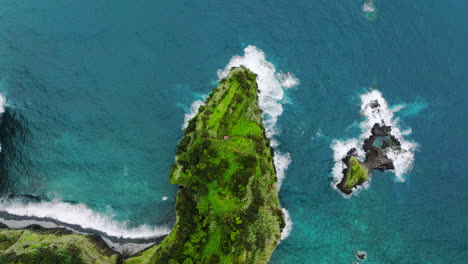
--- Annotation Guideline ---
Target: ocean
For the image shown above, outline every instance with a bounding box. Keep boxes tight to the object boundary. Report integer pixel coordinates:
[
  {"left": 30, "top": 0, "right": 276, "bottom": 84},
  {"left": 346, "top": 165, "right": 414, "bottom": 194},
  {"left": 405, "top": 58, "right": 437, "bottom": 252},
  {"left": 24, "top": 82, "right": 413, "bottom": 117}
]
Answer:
[{"left": 0, "top": 0, "right": 466, "bottom": 262}]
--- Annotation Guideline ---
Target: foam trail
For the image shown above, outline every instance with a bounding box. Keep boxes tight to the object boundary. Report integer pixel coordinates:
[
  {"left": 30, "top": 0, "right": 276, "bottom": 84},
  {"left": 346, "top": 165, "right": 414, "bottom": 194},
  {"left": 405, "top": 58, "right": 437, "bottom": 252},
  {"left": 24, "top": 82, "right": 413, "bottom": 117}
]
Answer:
[
  {"left": 280, "top": 208, "right": 292, "bottom": 241},
  {"left": 331, "top": 90, "right": 418, "bottom": 195},
  {"left": 392, "top": 97, "right": 428, "bottom": 117},
  {"left": 0, "top": 198, "right": 171, "bottom": 239}
]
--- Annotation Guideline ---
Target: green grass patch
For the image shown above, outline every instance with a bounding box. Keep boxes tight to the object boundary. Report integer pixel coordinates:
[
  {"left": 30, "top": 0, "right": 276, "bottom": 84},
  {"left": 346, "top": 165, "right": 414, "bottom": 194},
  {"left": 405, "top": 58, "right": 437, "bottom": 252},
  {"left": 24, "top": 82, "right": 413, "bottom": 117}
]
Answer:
[{"left": 343, "top": 156, "right": 369, "bottom": 190}]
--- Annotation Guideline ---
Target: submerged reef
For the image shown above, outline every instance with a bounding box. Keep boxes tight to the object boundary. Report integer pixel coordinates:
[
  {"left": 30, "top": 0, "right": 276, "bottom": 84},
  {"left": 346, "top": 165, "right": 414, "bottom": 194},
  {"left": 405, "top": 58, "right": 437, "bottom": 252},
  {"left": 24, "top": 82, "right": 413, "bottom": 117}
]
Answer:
[
  {"left": 0, "top": 66, "right": 284, "bottom": 263},
  {"left": 337, "top": 122, "right": 401, "bottom": 195},
  {"left": 126, "top": 66, "right": 284, "bottom": 263}
]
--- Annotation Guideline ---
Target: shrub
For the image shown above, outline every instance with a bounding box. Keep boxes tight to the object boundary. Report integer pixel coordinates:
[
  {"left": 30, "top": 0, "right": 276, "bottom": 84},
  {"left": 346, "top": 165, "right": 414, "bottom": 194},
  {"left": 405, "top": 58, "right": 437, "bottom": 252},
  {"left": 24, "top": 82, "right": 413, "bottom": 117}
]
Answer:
[{"left": 185, "top": 117, "right": 197, "bottom": 134}]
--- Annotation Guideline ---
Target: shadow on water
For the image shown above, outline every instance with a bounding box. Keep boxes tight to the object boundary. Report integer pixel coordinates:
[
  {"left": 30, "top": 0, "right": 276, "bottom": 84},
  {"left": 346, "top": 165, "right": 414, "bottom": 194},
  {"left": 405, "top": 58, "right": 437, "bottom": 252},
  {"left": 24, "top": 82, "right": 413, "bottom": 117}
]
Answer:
[{"left": 0, "top": 108, "right": 30, "bottom": 194}]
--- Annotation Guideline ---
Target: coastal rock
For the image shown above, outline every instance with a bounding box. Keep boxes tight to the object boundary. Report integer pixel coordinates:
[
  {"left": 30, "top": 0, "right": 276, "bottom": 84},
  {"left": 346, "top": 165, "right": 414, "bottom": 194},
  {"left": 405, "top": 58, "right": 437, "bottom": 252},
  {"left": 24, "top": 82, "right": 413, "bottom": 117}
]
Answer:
[
  {"left": 337, "top": 123, "right": 401, "bottom": 194},
  {"left": 357, "top": 251, "right": 366, "bottom": 260}
]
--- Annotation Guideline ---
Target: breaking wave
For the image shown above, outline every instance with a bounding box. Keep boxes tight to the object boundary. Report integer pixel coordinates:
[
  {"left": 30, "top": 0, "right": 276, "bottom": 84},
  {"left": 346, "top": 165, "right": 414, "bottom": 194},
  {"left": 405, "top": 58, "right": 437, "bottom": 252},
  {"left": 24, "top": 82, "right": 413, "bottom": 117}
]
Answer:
[
  {"left": 280, "top": 208, "right": 292, "bottom": 241},
  {"left": 182, "top": 99, "right": 205, "bottom": 129},
  {"left": 0, "top": 198, "right": 171, "bottom": 239},
  {"left": 331, "top": 90, "right": 418, "bottom": 195}
]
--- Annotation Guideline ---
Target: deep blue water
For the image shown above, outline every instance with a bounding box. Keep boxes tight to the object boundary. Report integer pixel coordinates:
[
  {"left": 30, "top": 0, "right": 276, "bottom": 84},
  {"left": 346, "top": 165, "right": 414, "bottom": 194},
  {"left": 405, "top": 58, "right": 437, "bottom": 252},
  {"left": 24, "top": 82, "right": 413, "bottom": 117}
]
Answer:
[{"left": 0, "top": 0, "right": 466, "bottom": 262}]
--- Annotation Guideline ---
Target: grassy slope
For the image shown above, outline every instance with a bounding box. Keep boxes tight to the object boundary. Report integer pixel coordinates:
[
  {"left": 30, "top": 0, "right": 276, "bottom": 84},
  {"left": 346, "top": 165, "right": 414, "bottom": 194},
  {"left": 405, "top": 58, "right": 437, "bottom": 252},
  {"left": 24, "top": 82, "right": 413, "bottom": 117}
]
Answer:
[
  {"left": 342, "top": 157, "right": 369, "bottom": 191},
  {"left": 126, "top": 67, "right": 284, "bottom": 264},
  {"left": 0, "top": 228, "right": 119, "bottom": 264}
]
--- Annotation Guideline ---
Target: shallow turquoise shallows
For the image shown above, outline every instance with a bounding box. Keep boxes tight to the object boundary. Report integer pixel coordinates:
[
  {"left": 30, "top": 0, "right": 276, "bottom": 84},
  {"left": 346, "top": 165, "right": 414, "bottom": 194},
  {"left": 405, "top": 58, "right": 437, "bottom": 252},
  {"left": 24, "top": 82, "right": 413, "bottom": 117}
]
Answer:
[{"left": 0, "top": 0, "right": 466, "bottom": 263}]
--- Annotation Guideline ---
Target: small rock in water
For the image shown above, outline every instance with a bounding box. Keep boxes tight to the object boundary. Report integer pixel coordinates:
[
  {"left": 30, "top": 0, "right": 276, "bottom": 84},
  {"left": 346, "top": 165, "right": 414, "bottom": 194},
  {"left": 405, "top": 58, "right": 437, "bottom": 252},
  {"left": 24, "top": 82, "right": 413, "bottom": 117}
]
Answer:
[
  {"left": 369, "top": 99, "right": 380, "bottom": 109},
  {"left": 357, "top": 251, "right": 366, "bottom": 260}
]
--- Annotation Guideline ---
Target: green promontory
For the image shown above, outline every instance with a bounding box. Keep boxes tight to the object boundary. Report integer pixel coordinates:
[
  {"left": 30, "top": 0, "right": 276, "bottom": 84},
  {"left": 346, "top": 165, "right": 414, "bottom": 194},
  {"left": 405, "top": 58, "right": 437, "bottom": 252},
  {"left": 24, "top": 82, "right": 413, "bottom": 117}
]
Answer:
[{"left": 126, "top": 66, "right": 285, "bottom": 264}]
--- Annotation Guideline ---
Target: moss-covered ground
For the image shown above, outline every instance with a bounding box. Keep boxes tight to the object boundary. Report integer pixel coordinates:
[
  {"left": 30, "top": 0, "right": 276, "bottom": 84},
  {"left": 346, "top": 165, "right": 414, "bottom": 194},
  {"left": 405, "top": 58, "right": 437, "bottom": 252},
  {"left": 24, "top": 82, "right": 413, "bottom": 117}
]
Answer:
[
  {"left": 126, "top": 67, "right": 284, "bottom": 264},
  {"left": 0, "top": 228, "right": 119, "bottom": 264},
  {"left": 342, "top": 156, "right": 369, "bottom": 192}
]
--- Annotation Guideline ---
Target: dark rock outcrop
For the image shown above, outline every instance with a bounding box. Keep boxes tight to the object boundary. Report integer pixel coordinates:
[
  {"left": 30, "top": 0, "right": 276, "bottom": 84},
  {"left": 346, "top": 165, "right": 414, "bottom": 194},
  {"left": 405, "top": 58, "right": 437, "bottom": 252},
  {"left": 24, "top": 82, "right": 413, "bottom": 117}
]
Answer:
[
  {"left": 357, "top": 251, "right": 366, "bottom": 260},
  {"left": 337, "top": 123, "right": 401, "bottom": 194}
]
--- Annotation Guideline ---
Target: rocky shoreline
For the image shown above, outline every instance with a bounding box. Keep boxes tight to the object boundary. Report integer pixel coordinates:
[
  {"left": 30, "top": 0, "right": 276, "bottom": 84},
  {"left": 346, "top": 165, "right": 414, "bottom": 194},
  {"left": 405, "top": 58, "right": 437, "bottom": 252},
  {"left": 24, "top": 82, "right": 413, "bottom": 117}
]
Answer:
[{"left": 337, "top": 121, "right": 401, "bottom": 195}]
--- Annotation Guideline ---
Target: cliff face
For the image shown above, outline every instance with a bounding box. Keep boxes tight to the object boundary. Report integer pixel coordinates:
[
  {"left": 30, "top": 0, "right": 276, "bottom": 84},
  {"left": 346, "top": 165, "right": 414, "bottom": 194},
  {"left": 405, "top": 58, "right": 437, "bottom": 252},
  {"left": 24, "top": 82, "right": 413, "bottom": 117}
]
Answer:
[{"left": 127, "top": 67, "right": 285, "bottom": 264}]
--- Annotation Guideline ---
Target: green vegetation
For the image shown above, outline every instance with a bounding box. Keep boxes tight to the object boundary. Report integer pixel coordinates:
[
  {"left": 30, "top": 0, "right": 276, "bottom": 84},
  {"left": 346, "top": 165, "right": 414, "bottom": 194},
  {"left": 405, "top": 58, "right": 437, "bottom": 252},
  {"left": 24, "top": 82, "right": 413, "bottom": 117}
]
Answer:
[
  {"left": 0, "top": 228, "right": 119, "bottom": 264},
  {"left": 126, "top": 66, "right": 284, "bottom": 264},
  {"left": 342, "top": 157, "right": 369, "bottom": 192}
]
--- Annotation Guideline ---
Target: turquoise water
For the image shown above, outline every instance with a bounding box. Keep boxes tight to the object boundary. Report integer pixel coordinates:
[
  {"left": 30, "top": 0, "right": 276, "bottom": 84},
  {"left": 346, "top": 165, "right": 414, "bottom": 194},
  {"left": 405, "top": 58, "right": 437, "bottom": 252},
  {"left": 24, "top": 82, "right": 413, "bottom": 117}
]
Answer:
[{"left": 0, "top": 0, "right": 466, "bottom": 262}]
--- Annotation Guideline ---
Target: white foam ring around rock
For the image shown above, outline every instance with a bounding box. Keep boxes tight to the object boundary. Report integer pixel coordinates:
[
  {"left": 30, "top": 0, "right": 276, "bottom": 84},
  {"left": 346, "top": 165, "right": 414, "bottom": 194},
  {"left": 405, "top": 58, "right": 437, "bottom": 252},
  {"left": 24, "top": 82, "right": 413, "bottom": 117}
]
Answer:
[{"left": 331, "top": 89, "right": 418, "bottom": 197}]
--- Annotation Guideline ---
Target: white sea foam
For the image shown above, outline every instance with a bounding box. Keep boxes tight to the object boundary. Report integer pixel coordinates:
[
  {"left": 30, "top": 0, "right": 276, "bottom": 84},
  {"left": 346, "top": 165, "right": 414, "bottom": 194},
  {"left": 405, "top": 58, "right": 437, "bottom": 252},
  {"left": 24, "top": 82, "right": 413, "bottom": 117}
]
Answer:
[
  {"left": 331, "top": 90, "right": 418, "bottom": 195},
  {"left": 274, "top": 152, "right": 291, "bottom": 189},
  {"left": 392, "top": 98, "right": 428, "bottom": 117},
  {"left": 0, "top": 198, "right": 171, "bottom": 239},
  {"left": 391, "top": 104, "right": 406, "bottom": 113},
  {"left": 280, "top": 208, "right": 292, "bottom": 241},
  {"left": 363, "top": 1, "right": 375, "bottom": 13},
  {"left": 0, "top": 93, "right": 6, "bottom": 114},
  {"left": 182, "top": 99, "right": 205, "bottom": 129},
  {"left": 277, "top": 72, "right": 300, "bottom": 89}
]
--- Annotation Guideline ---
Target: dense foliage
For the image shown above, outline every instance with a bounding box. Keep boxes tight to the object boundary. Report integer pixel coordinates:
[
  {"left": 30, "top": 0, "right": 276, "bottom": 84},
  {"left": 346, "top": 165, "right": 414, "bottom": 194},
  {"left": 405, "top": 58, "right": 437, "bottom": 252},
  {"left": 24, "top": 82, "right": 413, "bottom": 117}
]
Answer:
[{"left": 0, "top": 228, "right": 119, "bottom": 264}]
